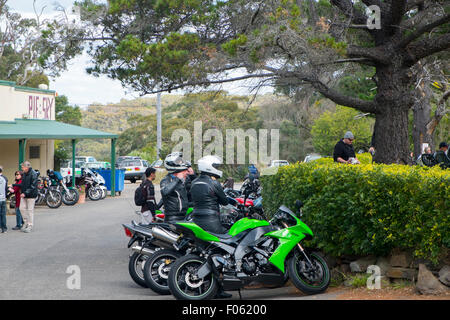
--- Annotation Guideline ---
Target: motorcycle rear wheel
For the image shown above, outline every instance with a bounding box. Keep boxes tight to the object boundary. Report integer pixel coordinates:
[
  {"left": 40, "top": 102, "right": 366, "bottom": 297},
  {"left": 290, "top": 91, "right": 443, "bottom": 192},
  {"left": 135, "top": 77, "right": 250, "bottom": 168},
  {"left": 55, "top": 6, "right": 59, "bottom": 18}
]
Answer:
[
  {"left": 288, "top": 251, "right": 330, "bottom": 295},
  {"left": 168, "top": 254, "right": 218, "bottom": 300},
  {"left": 128, "top": 252, "right": 149, "bottom": 288},
  {"left": 143, "top": 249, "right": 181, "bottom": 295}
]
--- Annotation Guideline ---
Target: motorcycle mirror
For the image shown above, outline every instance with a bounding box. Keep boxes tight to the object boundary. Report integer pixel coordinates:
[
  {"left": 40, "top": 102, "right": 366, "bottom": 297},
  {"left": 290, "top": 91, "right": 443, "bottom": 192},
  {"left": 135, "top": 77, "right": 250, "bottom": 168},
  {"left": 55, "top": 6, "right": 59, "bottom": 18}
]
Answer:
[{"left": 295, "top": 200, "right": 303, "bottom": 210}]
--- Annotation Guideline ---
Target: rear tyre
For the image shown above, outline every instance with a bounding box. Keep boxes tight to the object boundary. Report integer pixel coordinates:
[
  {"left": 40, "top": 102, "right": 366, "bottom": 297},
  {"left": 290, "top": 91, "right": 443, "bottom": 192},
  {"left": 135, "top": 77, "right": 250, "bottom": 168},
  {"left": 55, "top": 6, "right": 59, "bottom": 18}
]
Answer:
[
  {"left": 168, "top": 254, "right": 218, "bottom": 300},
  {"left": 143, "top": 249, "right": 181, "bottom": 295},
  {"left": 288, "top": 251, "right": 330, "bottom": 295},
  {"left": 128, "top": 252, "right": 149, "bottom": 288}
]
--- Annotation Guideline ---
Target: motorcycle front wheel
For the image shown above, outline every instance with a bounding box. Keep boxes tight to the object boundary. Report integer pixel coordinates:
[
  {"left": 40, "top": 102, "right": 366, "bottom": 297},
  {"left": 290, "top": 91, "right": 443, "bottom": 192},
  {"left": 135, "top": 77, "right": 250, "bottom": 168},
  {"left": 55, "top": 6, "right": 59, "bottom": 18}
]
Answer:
[
  {"left": 168, "top": 254, "right": 218, "bottom": 300},
  {"left": 288, "top": 251, "right": 330, "bottom": 295},
  {"left": 87, "top": 186, "right": 102, "bottom": 201},
  {"left": 46, "top": 190, "right": 62, "bottom": 209},
  {"left": 143, "top": 249, "right": 181, "bottom": 295},
  {"left": 62, "top": 188, "right": 79, "bottom": 206}
]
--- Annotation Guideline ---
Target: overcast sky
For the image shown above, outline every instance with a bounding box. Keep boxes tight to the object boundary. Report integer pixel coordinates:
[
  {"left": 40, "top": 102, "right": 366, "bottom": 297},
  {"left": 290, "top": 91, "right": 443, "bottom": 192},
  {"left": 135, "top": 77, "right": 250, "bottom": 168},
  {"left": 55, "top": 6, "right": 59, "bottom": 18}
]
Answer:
[{"left": 8, "top": 0, "right": 272, "bottom": 107}]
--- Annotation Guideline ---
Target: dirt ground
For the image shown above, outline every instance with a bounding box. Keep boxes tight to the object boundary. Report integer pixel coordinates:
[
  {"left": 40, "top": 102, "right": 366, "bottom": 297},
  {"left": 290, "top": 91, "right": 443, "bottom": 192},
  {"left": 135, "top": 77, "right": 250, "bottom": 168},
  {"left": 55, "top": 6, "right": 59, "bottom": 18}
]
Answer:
[{"left": 331, "top": 286, "right": 450, "bottom": 300}]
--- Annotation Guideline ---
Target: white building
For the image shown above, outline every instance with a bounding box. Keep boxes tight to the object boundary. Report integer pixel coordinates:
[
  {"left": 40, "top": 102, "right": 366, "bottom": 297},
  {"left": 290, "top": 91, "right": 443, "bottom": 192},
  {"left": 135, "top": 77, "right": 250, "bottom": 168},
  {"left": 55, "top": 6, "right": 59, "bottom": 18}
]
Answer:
[{"left": 0, "top": 80, "right": 56, "bottom": 179}]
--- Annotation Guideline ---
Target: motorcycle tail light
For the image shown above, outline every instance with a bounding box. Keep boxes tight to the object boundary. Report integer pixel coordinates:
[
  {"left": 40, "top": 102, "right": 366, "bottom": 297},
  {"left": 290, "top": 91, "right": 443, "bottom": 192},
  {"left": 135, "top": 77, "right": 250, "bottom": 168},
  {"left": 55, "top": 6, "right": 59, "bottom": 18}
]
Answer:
[{"left": 124, "top": 227, "right": 133, "bottom": 238}]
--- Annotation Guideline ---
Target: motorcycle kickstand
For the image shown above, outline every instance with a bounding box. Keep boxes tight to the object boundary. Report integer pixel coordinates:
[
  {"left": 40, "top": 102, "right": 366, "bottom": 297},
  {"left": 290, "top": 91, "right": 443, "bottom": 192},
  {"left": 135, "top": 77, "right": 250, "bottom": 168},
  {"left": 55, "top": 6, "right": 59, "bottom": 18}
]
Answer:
[{"left": 238, "top": 289, "right": 242, "bottom": 300}]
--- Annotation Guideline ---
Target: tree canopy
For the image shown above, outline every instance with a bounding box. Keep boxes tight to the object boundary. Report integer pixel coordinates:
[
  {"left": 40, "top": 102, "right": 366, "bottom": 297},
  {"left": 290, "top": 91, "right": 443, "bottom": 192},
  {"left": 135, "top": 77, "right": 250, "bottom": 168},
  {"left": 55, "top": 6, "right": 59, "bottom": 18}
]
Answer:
[{"left": 62, "top": 0, "right": 449, "bottom": 164}]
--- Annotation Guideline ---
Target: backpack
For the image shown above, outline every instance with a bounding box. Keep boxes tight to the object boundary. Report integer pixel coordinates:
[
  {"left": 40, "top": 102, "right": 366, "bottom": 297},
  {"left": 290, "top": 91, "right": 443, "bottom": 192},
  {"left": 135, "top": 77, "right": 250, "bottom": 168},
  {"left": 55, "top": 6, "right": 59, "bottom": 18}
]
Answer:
[{"left": 134, "top": 183, "right": 147, "bottom": 206}]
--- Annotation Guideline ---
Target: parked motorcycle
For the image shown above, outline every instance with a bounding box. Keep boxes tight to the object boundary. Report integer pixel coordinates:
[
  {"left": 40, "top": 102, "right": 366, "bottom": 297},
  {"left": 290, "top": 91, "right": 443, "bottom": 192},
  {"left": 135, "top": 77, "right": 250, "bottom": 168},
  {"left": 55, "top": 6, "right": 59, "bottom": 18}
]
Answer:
[
  {"left": 35, "top": 172, "right": 63, "bottom": 209},
  {"left": 123, "top": 208, "right": 194, "bottom": 293},
  {"left": 47, "top": 170, "right": 79, "bottom": 206},
  {"left": 167, "top": 200, "right": 330, "bottom": 300},
  {"left": 66, "top": 168, "right": 103, "bottom": 201}
]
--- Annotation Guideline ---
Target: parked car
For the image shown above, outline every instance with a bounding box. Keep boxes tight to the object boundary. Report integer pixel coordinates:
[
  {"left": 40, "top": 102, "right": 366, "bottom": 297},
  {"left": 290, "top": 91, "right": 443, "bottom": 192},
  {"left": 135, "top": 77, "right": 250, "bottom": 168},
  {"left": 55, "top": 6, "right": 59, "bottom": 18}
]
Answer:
[
  {"left": 85, "top": 161, "right": 111, "bottom": 170},
  {"left": 117, "top": 156, "right": 141, "bottom": 168},
  {"left": 303, "top": 154, "right": 322, "bottom": 162},
  {"left": 75, "top": 156, "right": 97, "bottom": 163},
  {"left": 119, "top": 159, "right": 150, "bottom": 183},
  {"left": 60, "top": 160, "right": 86, "bottom": 178},
  {"left": 269, "top": 160, "right": 290, "bottom": 167},
  {"left": 150, "top": 159, "right": 164, "bottom": 171}
]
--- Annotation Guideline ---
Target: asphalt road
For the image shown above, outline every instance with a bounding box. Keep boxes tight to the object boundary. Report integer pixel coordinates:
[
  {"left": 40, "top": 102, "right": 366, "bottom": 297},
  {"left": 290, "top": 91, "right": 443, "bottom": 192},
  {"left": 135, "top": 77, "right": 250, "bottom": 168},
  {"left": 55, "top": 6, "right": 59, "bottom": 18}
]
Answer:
[{"left": 0, "top": 182, "right": 342, "bottom": 300}]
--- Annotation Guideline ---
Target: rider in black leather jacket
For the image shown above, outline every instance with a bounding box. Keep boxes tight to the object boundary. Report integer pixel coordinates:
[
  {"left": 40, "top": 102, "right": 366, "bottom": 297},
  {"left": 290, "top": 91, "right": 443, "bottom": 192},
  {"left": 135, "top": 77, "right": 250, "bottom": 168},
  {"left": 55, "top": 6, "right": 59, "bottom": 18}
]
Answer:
[
  {"left": 190, "top": 155, "right": 229, "bottom": 234},
  {"left": 191, "top": 155, "right": 233, "bottom": 299},
  {"left": 160, "top": 153, "right": 190, "bottom": 223}
]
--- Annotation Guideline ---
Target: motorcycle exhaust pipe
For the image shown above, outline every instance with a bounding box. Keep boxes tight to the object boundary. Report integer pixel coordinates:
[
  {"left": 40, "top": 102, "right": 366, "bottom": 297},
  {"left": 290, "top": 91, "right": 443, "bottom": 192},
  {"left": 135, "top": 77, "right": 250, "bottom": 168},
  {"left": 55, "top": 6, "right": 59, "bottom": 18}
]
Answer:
[
  {"left": 131, "top": 246, "right": 156, "bottom": 256},
  {"left": 151, "top": 226, "right": 180, "bottom": 244}
]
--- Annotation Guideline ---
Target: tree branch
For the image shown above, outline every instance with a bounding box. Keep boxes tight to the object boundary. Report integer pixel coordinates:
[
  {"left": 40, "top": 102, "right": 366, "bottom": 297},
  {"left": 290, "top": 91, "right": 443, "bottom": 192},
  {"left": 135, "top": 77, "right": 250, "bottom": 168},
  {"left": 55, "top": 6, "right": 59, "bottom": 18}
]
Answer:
[
  {"left": 426, "top": 90, "right": 450, "bottom": 135},
  {"left": 330, "top": 0, "right": 369, "bottom": 26},
  {"left": 398, "top": 13, "right": 450, "bottom": 48},
  {"left": 405, "top": 33, "right": 450, "bottom": 65},
  {"left": 310, "top": 79, "right": 378, "bottom": 113},
  {"left": 347, "top": 45, "right": 390, "bottom": 65},
  {"left": 406, "top": 0, "right": 426, "bottom": 11},
  {"left": 144, "top": 72, "right": 276, "bottom": 94}
]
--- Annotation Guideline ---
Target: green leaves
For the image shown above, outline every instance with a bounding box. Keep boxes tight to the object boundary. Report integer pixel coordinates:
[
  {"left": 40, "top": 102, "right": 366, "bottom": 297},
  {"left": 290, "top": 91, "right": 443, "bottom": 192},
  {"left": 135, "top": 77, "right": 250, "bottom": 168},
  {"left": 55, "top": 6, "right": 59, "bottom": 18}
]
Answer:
[
  {"left": 261, "top": 161, "right": 450, "bottom": 263},
  {"left": 311, "top": 105, "right": 374, "bottom": 156}
]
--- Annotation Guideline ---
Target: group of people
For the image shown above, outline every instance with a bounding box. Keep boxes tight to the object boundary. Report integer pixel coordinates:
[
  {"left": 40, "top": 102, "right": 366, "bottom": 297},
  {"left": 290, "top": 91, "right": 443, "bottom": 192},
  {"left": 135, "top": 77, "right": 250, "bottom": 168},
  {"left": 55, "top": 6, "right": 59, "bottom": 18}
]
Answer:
[
  {"left": 333, "top": 130, "right": 449, "bottom": 169},
  {"left": 416, "top": 142, "right": 450, "bottom": 168},
  {"left": 138, "top": 153, "right": 230, "bottom": 234},
  {"left": 138, "top": 152, "right": 232, "bottom": 298},
  {"left": 0, "top": 161, "right": 38, "bottom": 234}
]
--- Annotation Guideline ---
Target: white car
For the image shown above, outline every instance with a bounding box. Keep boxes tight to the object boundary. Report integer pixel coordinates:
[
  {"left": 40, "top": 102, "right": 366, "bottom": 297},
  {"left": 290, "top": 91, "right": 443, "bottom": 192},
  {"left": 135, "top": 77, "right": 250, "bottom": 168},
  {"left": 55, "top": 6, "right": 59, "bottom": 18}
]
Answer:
[
  {"left": 75, "top": 156, "right": 97, "bottom": 163},
  {"left": 269, "top": 160, "right": 290, "bottom": 167},
  {"left": 60, "top": 160, "right": 86, "bottom": 178},
  {"left": 304, "top": 154, "right": 322, "bottom": 163},
  {"left": 120, "top": 159, "right": 150, "bottom": 183}
]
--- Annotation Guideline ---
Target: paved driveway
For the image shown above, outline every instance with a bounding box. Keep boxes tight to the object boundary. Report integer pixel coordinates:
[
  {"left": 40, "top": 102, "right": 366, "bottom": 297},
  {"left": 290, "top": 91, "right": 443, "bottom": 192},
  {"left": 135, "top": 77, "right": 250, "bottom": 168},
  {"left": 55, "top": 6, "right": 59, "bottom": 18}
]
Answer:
[{"left": 0, "top": 182, "right": 342, "bottom": 300}]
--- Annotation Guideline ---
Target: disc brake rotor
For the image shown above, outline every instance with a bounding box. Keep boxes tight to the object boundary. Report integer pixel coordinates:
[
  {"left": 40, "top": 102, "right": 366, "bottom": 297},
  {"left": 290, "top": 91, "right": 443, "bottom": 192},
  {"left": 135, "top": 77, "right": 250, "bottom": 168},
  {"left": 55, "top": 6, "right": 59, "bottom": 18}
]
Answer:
[
  {"left": 156, "top": 258, "right": 173, "bottom": 279},
  {"left": 185, "top": 271, "right": 204, "bottom": 288}
]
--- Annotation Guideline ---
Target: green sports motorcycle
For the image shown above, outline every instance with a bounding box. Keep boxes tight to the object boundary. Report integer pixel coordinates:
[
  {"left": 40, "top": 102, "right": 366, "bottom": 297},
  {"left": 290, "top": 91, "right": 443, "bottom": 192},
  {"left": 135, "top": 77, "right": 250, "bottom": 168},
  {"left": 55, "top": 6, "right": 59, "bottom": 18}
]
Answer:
[{"left": 167, "top": 201, "right": 330, "bottom": 300}]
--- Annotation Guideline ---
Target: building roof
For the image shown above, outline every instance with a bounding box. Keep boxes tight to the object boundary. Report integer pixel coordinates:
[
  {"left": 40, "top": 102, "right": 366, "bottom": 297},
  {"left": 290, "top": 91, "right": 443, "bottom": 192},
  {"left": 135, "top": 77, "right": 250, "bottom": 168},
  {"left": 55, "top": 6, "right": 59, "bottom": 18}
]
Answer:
[
  {"left": 0, "top": 119, "right": 118, "bottom": 140},
  {"left": 0, "top": 79, "right": 56, "bottom": 95}
]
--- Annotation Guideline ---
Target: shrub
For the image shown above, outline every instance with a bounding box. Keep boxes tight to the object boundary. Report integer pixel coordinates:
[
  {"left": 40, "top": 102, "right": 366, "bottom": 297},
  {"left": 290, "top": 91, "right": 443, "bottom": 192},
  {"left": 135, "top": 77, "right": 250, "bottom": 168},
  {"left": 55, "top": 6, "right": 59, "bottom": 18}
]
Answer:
[{"left": 261, "top": 160, "right": 450, "bottom": 263}]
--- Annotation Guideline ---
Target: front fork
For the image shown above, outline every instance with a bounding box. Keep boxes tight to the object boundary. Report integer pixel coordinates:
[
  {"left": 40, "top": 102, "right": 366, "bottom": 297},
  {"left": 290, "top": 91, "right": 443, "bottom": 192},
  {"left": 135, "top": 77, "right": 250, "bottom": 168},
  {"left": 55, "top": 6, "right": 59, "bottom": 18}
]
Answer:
[{"left": 281, "top": 222, "right": 314, "bottom": 267}]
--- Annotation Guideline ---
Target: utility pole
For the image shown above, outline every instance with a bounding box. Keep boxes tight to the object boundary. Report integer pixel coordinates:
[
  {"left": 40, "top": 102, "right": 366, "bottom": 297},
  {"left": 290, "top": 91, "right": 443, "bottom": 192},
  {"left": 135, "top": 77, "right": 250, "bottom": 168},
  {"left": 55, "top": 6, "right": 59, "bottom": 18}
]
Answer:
[{"left": 156, "top": 92, "right": 162, "bottom": 159}]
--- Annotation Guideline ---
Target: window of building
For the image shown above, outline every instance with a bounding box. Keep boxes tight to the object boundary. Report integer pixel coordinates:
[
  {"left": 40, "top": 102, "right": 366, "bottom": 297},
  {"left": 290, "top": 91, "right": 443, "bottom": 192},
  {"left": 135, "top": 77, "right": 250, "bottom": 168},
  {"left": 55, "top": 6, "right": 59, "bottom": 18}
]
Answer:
[{"left": 29, "top": 146, "right": 40, "bottom": 159}]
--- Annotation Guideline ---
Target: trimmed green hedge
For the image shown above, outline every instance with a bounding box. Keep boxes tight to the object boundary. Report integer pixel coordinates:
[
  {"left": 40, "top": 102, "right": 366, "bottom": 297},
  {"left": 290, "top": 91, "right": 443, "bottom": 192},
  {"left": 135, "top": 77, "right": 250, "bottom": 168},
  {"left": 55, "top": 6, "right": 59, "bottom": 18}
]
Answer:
[{"left": 261, "top": 158, "right": 450, "bottom": 263}]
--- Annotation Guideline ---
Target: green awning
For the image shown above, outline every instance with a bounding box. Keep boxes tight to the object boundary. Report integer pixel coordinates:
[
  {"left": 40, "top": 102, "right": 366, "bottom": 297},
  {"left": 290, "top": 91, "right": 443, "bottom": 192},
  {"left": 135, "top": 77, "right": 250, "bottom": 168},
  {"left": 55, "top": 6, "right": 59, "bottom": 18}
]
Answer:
[{"left": 0, "top": 119, "right": 118, "bottom": 140}]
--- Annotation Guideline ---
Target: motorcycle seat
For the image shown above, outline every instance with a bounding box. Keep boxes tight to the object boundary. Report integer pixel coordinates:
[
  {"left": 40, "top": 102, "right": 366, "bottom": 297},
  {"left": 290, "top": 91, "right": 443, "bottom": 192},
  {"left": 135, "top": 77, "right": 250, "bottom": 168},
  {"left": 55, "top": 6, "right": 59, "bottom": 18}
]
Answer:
[{"left": 209, "top": 232, "right": 233, "bottom": 239}]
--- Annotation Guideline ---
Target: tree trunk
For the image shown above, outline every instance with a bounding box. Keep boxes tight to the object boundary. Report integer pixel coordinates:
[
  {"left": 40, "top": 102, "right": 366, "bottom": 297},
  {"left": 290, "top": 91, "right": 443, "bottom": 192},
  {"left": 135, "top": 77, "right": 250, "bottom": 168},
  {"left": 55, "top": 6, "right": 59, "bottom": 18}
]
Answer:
[
  {"left": 372, "top": 107, "right": 411, "bottom": 164},
  {"left": 412, "top": 79, "right": 433, "bottom": 158},
  {"left": 372, "top": 64, "right": 414, "bottom": 164}
]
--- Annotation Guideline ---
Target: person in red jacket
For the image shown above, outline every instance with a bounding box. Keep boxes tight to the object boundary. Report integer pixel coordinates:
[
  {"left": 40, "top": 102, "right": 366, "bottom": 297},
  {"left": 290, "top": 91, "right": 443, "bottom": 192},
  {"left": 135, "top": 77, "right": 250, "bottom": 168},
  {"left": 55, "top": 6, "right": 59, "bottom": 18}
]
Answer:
[{"left": 8, "top": 171, "right": 24, "bottom": 230}]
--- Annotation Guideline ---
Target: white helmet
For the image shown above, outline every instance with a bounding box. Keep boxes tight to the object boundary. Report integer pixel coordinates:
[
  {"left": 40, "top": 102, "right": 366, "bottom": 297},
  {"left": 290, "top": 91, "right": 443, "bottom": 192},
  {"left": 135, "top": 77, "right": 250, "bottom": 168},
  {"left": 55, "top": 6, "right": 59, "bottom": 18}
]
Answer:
[
  {"left": 164, "top": 152, "right": 189, "bottom": 173},
  {"left": 197, "top": 155, "right": 223, "bottom": 178}
]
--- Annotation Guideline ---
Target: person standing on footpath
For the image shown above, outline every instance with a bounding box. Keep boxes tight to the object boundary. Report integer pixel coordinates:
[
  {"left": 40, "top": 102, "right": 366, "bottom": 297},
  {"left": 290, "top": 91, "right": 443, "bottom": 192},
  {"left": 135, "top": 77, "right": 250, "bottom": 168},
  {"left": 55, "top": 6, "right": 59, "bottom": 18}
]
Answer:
[
  {"left": 19, "top": 161, "right": 38, "bottom": 233},
  {"left": 0, "top": 166, "right": 8, "bottom": 234},
  {"left": 140, "top": 167, "right": 157, "bottom": 224},
  {"left": 9, "top": 171, "right": 24, "bottom": 230}
]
